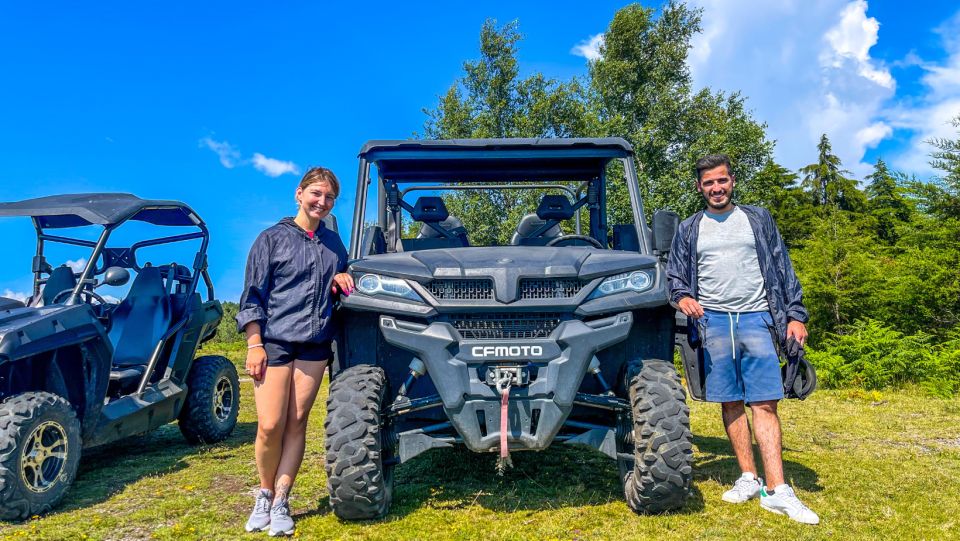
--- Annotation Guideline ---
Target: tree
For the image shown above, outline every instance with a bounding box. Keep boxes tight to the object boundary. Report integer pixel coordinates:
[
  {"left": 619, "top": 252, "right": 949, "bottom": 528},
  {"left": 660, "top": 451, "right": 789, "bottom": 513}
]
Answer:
[
  {"left": 423, "top": 4, "right": 777, "bottom": 241},
  {"left": 421, "top": 20, "right": 593, "bottom": 246},
  {"left": 928, "top": 114, "right": 960, "bottom": 187},
  {"left": 924, "top": 114, "right": 960, "bottom": 217},
  {"left": 798, "top": 134, "right": 865, "bottom": 212},
  {"left": 751, "top": 160, "right": 815, "bottom": 247},
  {"left": 589, "top": 2, "right": 775, "bottom": 218},
  {"left": 792, "top": 213, "right": 884, "bottom": 338},
  {"left": 888, "top": 188, "right": 960, "bottom": 336},
  {"left": 864, "top": 158, "right": 912, "bottom": 243},
  {"left": 423, "top": 21, "right": 592, "bottom": 141}
]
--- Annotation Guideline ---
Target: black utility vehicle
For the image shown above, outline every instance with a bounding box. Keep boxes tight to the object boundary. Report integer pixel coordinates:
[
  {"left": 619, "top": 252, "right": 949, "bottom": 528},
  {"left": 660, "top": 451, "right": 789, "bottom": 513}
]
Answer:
[
  {"left": 0, "top": 194, "right": 239, "bottom": 519},
  {"left": 325, "top": 138, "right": 692, "bottom": 519}
]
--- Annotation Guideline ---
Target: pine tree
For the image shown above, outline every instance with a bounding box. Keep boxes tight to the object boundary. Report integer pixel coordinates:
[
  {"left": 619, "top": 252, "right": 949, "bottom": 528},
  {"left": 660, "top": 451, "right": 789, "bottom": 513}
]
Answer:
[
  {"left": 925, "top": 114, "right": 960, "bottom": 217},
  {"left": 865, "top": 158, "right": 912, "bottom": 243},
  {"left": 799, "top": 134, "right": 865, "bottom": 212}
]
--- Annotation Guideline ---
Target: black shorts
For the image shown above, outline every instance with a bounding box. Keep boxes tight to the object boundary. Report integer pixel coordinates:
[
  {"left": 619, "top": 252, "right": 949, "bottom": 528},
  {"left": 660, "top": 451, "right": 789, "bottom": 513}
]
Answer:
[{"left": 264, "top": 339, "right": 332, "bottom": 367}]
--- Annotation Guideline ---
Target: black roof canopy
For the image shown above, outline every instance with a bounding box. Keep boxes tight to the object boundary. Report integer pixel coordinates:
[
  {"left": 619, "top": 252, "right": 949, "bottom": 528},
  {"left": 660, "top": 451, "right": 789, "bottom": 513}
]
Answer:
[
  {"left": 0, "top": 193, "right": 203, "bottom": 228},
  {"left": 359, "top": 138, "right": 634, "bottom": 182}
]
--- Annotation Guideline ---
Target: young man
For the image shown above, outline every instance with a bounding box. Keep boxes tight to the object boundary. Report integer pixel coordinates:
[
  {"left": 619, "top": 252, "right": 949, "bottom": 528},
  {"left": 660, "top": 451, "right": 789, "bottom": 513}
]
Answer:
[{"left": 666, "top": 154, "right": 819, "bottom": 525}]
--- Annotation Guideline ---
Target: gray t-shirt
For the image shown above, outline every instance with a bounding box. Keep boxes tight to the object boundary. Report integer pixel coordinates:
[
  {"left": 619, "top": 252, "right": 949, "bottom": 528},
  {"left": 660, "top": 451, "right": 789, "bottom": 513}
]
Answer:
[{"left": 696, "top": 206, "right": 769, "bottom": 312}]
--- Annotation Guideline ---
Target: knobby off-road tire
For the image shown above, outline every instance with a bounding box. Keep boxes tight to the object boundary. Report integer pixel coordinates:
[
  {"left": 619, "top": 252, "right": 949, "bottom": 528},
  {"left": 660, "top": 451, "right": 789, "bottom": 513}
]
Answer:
[
  {"left": 178, "top": 356, "right": 240, "bottom": 444},
  {"left": 324, "top": 365, "right": 393, "bottom": 520},
  {"left": 0, "top": 392, "right": 82, "bottom": 520},
  {"left": 620, "top": 359, "right": 693, "bottom": 514}
]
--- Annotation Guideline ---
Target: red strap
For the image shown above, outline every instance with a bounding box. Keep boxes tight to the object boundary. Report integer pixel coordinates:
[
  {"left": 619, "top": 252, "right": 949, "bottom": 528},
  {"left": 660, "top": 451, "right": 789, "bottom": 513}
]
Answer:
[{"left": 499, "top": 385, "right": 510, "bottom": 459}]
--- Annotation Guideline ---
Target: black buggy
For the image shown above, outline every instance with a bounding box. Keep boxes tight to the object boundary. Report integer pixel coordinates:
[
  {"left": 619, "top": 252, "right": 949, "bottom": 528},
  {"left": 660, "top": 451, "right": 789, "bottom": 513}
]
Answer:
[
  {"left": 325, "top": 138, "right": 693, "bottom": 519},
  {"left": 0, "top": 194, "right": 239, "bottom": 519}
]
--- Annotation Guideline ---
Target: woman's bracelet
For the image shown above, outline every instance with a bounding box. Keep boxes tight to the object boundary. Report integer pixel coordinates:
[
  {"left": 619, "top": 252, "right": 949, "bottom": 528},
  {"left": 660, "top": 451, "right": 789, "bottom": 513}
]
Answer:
[{"left": 247, "top": 343, "right": 264, "bottom": 350}]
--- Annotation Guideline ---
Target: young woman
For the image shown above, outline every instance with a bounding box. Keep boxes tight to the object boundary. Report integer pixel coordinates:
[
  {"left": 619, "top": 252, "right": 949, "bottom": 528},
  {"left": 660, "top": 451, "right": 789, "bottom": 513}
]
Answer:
[{"left": 236, "top": 167, "right": 353, "bottom": 536}]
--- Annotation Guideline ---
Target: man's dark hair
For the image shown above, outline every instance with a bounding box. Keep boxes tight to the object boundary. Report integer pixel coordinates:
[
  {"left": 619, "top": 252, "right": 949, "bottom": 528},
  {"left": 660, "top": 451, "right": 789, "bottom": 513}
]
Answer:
[{"left": 695, "top": 154, "right": 733, "bottom": 181}]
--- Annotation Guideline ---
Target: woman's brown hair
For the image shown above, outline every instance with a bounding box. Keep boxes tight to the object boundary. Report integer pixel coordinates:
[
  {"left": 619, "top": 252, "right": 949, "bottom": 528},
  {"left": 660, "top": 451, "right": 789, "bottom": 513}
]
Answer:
[{"left": 298, "top": 167, "right": 340, "bottom": 197}]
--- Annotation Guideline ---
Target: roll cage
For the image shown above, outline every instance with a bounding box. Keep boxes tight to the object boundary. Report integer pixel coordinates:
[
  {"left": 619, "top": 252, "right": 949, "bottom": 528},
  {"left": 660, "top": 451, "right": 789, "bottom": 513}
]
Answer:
[
  {"left": 0, "top": 193, "right": 215, "bottom": 306},
  {"left": 349, "top": 138, "right": 654, "bottom": 258}
]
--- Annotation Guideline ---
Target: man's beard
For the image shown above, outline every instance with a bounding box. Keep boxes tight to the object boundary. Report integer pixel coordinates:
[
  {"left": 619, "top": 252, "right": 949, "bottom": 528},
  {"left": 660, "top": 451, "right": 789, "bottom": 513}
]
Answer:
[{"left": 705, "top": 190, "right": 731, "bottom": 209}]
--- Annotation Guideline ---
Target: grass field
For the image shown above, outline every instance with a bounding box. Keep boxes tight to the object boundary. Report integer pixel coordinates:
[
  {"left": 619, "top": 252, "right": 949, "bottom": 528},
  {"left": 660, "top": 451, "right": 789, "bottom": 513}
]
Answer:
[{"left": 2, "top": 344, "right": 959, "bottom": 540}]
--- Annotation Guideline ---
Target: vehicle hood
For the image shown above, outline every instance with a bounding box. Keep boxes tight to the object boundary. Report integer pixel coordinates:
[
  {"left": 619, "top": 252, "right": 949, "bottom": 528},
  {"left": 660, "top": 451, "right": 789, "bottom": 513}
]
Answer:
[
  {"left": 0, "top": 303, "right": 103, "bottom": 360},
  {"left": 350, "top": 246, "right": 657, "bottom": 282},
  {"left": 0, "top": 304, "right": 58, "bottom": 334}
]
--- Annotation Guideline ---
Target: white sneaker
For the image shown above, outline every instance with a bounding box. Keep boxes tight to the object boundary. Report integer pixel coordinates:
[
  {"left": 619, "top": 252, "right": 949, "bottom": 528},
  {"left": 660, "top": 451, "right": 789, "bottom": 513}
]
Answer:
[
  {"left": 722, "top": 472, "right": 762, "bottom": 503},
  {"left": 760, "top": 484, "right": 820, "bottom": 525},
  {"left": 244, "top": 488, "right": 273, "bottom": 532},
  {"left": 268, "top": 498, "right": 295, "bottom": 537}
]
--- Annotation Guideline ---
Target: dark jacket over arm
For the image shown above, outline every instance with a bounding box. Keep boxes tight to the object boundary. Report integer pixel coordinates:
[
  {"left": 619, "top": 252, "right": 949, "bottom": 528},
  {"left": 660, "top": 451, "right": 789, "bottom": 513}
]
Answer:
[{"left": 236, "top": 231, "right": 272, "bottom": 333}]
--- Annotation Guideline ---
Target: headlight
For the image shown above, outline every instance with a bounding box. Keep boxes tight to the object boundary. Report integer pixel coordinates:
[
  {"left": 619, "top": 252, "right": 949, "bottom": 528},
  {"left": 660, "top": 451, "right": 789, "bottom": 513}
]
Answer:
[
  {"left": 587, "top": 270, "right": 654, "bottom": 300},
  {"left": 356, "top": 273, "right": 423, "bottom": 302}
]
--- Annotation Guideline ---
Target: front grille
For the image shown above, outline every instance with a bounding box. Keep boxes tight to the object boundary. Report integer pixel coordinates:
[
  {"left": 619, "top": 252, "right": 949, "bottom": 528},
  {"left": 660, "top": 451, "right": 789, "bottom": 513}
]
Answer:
[
  {"left": 519, "top": 278, "right": 585, "bottom": 299},
  {"left": 427, "top": 279, "right": 494, "bottom": 300},
  {"left": 448, "top": 313, "right": 564, "bottom": 340}
]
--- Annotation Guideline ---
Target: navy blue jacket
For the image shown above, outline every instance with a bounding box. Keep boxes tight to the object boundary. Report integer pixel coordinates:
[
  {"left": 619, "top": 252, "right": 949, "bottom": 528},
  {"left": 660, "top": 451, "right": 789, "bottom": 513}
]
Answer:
[
  {"left": 666, "top": 205, "right": 808, "bottom": 349},
  {"left": 236, "top": 217, "right": 348, "bottom": 344}
]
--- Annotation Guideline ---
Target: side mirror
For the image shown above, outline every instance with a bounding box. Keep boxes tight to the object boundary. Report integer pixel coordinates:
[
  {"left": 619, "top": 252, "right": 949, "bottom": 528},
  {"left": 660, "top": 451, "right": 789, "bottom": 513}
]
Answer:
[
  {"left": 652, "top": 210, "right": 680, "bottom": 253},
  {"left": 100, "top": 266, "right": 130, "bottom": 288}
]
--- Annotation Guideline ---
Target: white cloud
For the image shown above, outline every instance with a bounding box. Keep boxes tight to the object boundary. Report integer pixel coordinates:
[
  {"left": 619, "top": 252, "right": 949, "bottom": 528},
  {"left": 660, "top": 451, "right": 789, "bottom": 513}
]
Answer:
[
  {"left": 821, "top": 0, "right": 894, "bottom": 89},
  {"left": 200, "top": 137, "right": 300, "bottom": 178},
  {"left": 855, "top": 121, "right": 892, "bottom": 148},
  {"left": 687, "top": 0, "right": 896, "bottom": 178},
  {"left": 200, "top": 137, "right": 241, "bottom": 168},
  {"left": 688, "top": 14, "right": 724, "bottom": 71},
  {"left": 888, "top": 11, "right": 960, "bottom": 176},
  {"left": 923, "top": 63, "right": 960, "bottom": 98},
  {"left": 2, "top": 289, "right": 29, "bottom": 303},
  {"left": 889, "top": 99, "right": 960, "bottom": 175},
  {"left": 570, "top": 34, "right": 604, "bottom": 61},
  {"left": 66, "top": 258, "right": 87, "bottom": 273},
  {"left": 251, "top": 153, "right": 300, "bottom": 177}
]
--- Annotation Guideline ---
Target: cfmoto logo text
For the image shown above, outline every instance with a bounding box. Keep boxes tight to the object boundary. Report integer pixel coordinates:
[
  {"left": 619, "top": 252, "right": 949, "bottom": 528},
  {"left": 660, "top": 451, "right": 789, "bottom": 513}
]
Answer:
[{"left": 471, "top": 345, "right": 543, "bottom": 358}]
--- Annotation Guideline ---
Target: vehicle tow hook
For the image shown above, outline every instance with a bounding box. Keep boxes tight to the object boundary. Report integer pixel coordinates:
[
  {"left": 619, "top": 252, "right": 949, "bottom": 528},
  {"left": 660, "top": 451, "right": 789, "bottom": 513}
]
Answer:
[{"left": 496, "top": 373, "right": 513, "bottom": 475}]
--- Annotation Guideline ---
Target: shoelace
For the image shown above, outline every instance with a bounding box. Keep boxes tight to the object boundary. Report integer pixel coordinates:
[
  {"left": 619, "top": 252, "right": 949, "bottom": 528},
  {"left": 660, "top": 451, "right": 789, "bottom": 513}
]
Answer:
[
  {"left": 273, "top": 502, "right": 290, "bottom": 517},
  {"left": 733, "top": 478, "right": 757, "bottom": 494},
  {"left": 778, "top": 489, "right": 807, "bottom": 509},
  {"left": 255, "top": 495, "right": 271, "bottom": 514}
]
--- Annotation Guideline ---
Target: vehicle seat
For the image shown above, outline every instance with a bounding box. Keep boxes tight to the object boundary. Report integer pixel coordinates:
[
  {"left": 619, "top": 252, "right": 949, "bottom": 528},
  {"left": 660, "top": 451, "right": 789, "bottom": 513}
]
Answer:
[
  {"left": 158, "top": 262, "right": 192, "bottom": 294},
  {"left": 38, "top": 265, "right": 77, "bottom": 306},
  {"left": 536, "top": 194, "right": 575, "bottom": 221},
  {"left": 510, "top": 214, "right": 561, "bottom": 245},
  {"left": 417, "top": 215, "right": 469, "bottom": 246},
  {"left": 510, "top": 195, "right": 574, "bottom": 246},
  {"left": 107, "top": 266, "right": 173, "bottom": 395},
  {"left": 401, "top": 197, "right": 467, "bottom": 251}
]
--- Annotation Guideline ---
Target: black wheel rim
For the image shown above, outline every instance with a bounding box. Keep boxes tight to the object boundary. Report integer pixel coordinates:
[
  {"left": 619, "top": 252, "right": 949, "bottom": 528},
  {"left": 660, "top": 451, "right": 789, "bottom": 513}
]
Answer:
[
  {"left": 20, "top": 420, "right": 69, "bottom": 493},
  {"left": 213, "top": 375, "right": 234, "bottom": 422}
]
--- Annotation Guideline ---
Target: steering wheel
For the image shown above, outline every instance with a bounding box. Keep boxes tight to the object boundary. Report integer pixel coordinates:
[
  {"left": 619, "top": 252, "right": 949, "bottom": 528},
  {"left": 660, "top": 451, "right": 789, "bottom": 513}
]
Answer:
[
  {"left": 546, "top": 235, "right": 605, "bottom": 248},
  {"left": 51, "top": 288, "right": 109, "bottom": 306}
]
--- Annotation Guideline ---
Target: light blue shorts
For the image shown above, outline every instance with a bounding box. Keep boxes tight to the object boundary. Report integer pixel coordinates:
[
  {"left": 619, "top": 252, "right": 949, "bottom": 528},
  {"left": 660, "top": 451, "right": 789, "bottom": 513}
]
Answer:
[{"left": 700, "top": 309, "right": 784, "bottom": 404}]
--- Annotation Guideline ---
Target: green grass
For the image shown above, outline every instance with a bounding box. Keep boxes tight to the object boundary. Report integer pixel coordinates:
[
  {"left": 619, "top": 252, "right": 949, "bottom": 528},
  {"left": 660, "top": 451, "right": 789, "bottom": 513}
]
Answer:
[{"left": 2, "top": 344, "right": 959, "bottom": 540}]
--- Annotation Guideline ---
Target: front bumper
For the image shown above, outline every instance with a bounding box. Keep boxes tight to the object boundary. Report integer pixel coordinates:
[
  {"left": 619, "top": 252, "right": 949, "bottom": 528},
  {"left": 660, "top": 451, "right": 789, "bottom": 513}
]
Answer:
[{"left": 378, "top": 311, "right": 632, "bottom": 453}]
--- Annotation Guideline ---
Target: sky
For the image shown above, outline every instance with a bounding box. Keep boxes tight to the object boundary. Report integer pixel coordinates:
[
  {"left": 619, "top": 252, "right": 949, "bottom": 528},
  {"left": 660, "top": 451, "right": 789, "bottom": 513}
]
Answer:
[{"left": 1, "top": 1, "right": 958, "bottom": 302}]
